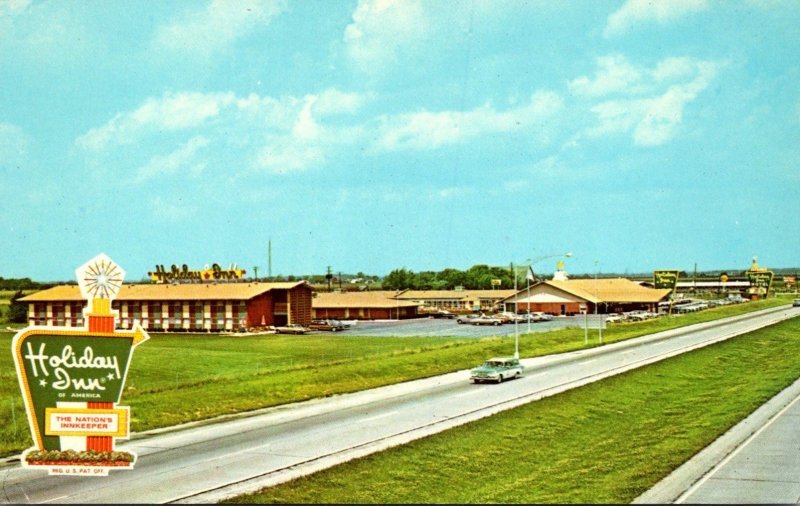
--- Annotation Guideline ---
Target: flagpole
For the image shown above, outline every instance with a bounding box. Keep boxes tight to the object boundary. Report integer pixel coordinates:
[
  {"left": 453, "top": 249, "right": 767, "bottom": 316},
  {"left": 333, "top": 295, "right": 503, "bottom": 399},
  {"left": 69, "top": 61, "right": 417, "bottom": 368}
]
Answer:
[
  {"left": 513, "top": 262, "right": 519, "bottom": 359},
  {"left": 526, "top": 266, "right": 531, "bottom": 333}
]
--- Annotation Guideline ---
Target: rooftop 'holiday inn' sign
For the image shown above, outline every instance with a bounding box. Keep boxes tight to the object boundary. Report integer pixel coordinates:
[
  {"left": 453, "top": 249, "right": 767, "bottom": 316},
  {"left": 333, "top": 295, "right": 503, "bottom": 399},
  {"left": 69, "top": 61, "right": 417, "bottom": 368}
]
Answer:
[{"left": 11, "top": 254, "right": 148, "bottom": 476}]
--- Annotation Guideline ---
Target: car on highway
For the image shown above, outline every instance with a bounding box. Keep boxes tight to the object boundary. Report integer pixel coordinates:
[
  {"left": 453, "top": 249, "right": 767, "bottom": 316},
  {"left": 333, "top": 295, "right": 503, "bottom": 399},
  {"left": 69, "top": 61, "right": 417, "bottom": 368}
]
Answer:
[
  {"left": 273, "top": 323, "right": 311, "bottom": 335},
  {"left": 308, "top": 319, "right": 348, "bottom": 331},
  {"left": 470, "top": 357, "right": 524, "bottom": 383}
]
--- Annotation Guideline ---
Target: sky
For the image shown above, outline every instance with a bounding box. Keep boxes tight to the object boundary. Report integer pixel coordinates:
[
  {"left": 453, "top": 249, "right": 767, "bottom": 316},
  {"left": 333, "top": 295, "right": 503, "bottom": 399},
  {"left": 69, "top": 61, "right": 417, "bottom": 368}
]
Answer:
[{"left": 1, "top": 0, "right": 798, "bottom": 282}]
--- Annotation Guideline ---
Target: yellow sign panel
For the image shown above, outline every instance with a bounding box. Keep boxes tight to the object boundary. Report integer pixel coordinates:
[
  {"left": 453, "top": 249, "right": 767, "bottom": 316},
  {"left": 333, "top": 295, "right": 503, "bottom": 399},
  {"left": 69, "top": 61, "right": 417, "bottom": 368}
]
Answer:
[{"left": 45, "top": 407, "right": 129, "bottom": 438}]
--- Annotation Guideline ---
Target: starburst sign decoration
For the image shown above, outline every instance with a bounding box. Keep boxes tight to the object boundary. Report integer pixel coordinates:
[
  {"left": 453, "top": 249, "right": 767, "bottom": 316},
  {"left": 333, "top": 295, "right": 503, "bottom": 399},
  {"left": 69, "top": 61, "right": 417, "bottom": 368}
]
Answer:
[{"left": 78, "top": 253, "right": 124, "bottom": 302}]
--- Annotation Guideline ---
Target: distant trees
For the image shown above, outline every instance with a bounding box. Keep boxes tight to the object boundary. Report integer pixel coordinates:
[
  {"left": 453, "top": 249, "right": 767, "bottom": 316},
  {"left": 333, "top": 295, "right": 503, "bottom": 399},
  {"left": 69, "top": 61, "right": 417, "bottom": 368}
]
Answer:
[
  {"left": 381, "top": 265, "right": 515, "bottom": 290},
  {"left": 8, "top": 290, "right": 28, "bottom": 323},
  {"left": 0, "top": 277, "right": 42, "bottom": 290}
]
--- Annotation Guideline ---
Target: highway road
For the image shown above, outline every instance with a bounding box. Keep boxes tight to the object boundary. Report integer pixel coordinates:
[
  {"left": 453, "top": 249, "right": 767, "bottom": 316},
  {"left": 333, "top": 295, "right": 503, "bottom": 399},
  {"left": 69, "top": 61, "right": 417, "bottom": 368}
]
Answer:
[{"left": 2, "top": 305, "right": 797, "bottom": 504}]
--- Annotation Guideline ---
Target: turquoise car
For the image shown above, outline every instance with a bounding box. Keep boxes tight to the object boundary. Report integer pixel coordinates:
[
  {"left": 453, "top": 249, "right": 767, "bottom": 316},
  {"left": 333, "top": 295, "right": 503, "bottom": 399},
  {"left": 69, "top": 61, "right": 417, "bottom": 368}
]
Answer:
[{"left": 470, "top": 357, "right": 524, "bottom": 383}]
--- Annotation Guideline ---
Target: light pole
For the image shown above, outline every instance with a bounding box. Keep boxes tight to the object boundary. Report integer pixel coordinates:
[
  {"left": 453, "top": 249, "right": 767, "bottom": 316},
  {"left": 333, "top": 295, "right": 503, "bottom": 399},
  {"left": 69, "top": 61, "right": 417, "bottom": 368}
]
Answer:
[{"left": 594, "top": 260, "right": 602, "bottom": 343}]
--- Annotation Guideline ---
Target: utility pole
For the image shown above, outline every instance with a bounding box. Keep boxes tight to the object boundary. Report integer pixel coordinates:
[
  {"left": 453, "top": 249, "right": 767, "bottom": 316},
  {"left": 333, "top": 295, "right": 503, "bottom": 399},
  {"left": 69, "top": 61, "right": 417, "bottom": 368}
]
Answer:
[
  {"left": 253, "top": 266, "right": 259, "bottom": 281},
  {"left": 268, "top": 240, "right": 272, "bottom": 280},
  {"left": 326, "top": 266, "right": 333, "bottom": 292}
]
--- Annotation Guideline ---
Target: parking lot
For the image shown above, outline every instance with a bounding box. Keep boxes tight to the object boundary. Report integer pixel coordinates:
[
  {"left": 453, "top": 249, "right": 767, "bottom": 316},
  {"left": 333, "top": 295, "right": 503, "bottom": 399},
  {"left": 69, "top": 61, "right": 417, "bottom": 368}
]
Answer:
[{"left": 338, "top": 316, "right": 585, "bottom": 338}]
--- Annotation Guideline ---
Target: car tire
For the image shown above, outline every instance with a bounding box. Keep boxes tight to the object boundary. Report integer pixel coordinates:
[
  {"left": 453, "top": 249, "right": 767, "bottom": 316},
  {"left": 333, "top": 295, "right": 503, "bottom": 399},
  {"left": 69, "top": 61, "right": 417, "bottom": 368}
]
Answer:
[
  {"left": 497, "top": 375, "right": 503, "bottom": 384},
  {"left": 331, "top": 328, "right": 337, "bottom": 332},
  {"left": 493, "top": 321, "right": 499, "bottom": 326}
]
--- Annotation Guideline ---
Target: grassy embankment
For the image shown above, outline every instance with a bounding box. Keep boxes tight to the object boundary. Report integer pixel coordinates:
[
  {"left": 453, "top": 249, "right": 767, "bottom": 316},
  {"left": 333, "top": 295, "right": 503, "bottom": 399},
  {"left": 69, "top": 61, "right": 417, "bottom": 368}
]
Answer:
[
  {"left": 227, "top": 316, "right": 800, "bottom": 504},
  {"left": 0, "top": 297, "right": 790, "bottom": 457}
]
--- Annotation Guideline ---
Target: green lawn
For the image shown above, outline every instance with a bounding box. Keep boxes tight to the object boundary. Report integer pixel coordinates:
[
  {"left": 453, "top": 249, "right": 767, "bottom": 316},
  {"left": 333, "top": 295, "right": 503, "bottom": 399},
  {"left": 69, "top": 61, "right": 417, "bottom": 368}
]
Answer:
[
  {"left": 0, "top": 298, "right": 788, "bottom": 457},
  {"left": 226, "top": 316, "right": 800, "bottom": 504}
]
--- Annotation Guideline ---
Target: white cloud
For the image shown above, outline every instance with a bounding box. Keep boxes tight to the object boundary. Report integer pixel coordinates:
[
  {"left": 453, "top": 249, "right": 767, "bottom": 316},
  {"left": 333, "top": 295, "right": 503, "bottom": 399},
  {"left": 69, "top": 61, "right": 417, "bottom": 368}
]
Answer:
[
  {"left": 343, "top": 0, "right": 428, "bottom": 72},
  {"left": 135, "top": 136, "right": 209, "bottom": 183},
  {"left": 313, "top": 88, "right": 370, "bottom": 116},
  {"left": 254, "top": 142, "right": 324, "bottom": 174},
  {"left": 76, "top": 88, "right": 370, "bottom": 177},
  {"left": 76, "top": 91, "right": 235, "bottom": 152},
  {"left": 605, "top": 0, "right": 709, "bottom": 37},
  {"left": 375, "top": 91, "right": 563, "bottom": 151},
  {"left": 584, "top": 58, "right": 720, "bottom": 146},
  {"left": 569, "top": 54, "right": 645, "bottom": 97},
  {"left": 154, "top": 0, "right": 287, "bottom": 55}
]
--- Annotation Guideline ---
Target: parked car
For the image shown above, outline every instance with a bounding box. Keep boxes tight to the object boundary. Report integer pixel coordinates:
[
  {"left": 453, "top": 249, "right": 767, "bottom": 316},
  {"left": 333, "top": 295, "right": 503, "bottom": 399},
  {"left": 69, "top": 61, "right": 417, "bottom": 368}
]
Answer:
[
  {"left": 493, "top": 313, "right": 514, "bottom": 324},
  {"left": 527, "top": 312, "right": 553, "bottom": 322},
  {"left": 308, "top": 319, "right": 348, "bottom": 331},
  {"left": 428, "top": 309, "right": 456, "bottom": 319},
  {"left": 470, "top": 357, "right": 524, "bottom": 383},
  {"left": 457, "top": 314, "right": 504, "bottom": 326},
  {"left": 793, "top": 298, "right": 800, "bottom": 307},
  {"left": 605, "top": 313, "right": 623, "bottom": 323},
  {"left": 623, "top": 310, "right": 653, "bottom": 321},
  {"left": 273, "top": 323, "right": 311, "bottom": 335},
  {"left": 471, "top": 315, "right": 504, "bottom": 326},
  {"left": 499, "top": 312, "right": 527, "bottom": 323}
]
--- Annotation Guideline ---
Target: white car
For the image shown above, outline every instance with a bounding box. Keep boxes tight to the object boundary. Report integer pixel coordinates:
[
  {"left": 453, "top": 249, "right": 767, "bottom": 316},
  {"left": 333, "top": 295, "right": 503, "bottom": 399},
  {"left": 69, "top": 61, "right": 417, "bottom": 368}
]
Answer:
[{"left": 527, "top": 312, "right": 553, "bottom": 322}]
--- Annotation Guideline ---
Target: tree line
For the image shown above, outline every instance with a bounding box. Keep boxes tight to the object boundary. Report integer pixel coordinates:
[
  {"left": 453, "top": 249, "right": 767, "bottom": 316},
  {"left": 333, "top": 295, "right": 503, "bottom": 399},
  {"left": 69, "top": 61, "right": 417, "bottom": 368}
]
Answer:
[{"left": 381, "top": 264, "right": 531, "bottom": 291}]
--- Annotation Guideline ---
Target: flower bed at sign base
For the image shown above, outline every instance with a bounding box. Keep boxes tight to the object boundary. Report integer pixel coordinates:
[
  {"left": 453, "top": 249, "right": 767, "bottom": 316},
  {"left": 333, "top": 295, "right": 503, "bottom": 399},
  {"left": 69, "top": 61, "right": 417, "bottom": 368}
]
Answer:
[{"left": 24, "top": 449, "right": 134, "bottom": 466}]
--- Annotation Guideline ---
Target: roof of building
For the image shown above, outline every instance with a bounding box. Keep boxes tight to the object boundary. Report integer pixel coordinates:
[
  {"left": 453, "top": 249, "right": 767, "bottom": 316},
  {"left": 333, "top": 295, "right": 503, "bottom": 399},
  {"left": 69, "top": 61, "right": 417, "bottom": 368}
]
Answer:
[
  {"left": 312, "top": 291, "right": 421, "bottom": 308},
  {"left": 397, "top": 289, "right": 517, "bottom": 302},
  {"left": 19, "top": 281, "right": 309, "bottom": 302},
  {"left": 504, "top": 278, "right": 672, "bottom": 304}
]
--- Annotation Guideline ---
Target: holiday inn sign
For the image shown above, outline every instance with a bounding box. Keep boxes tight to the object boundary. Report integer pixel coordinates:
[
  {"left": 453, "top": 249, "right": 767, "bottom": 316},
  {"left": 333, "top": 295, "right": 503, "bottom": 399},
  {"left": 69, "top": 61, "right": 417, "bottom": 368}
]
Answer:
[{"left": 11, "top": 254, "right": 148, "bottom": 476}]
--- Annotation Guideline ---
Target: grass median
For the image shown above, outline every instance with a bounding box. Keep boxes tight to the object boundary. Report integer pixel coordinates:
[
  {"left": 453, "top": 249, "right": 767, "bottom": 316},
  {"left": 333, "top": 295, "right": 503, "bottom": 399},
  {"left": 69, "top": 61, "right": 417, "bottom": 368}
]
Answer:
[
  {"left": 0, "top": 298, "right": 789, "bottom": 457},
  {"left": 226, "top": 315, "right": 800, "bottom": 504}
]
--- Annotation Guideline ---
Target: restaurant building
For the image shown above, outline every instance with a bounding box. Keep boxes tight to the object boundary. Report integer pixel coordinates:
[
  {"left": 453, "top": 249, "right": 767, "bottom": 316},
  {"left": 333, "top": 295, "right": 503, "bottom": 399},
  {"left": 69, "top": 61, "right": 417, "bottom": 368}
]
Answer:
[
  {"left": 502, "top": 278, "right": 672, "bottom": 316},
  {"left": 19, "top": 281, "right": 313, "bottom": 332}
]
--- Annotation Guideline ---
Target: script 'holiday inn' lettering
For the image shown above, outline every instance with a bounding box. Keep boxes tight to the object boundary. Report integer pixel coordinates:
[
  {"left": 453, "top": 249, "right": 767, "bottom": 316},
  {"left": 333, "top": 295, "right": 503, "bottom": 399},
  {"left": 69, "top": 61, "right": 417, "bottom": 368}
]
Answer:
[
  {"left": 24, "top": 342, "right": 121, "bottom": 391},
  {"left": 148, "top": 263, "right": 244, "bottom": 283}
]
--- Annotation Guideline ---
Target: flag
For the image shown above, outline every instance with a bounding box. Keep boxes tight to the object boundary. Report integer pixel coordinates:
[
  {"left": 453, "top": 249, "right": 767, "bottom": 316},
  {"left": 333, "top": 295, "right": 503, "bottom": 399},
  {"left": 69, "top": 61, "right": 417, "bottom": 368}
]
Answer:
[{"left": 526, "top": 267, "right": 535, "bottom": 282}]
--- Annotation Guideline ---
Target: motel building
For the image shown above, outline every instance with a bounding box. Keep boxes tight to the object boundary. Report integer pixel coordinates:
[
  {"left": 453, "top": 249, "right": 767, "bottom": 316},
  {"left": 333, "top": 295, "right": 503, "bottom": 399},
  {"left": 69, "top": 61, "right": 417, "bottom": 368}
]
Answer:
[
  {"left": 19, "top": 281, "right": 313, "bottom": 332},
  {"left": 502, "top": 278, "right": 672, "bottom": 316},
  {"left": 395, "top": 289, "right": 518, "bottom": 313},
  {"left": 312, "top": 291, "right": 421, "bottom": 320}
]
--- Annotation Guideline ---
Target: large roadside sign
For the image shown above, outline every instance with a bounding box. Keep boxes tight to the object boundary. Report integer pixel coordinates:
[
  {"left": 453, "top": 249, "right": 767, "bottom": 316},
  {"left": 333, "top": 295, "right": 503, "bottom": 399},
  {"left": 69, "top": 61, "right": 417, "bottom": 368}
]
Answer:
[
  {"left": 747, "top": 270, "right": 774, "bottom": 297},
  {"left": 653, "top": 270, "right": 680, "bottom": 291},
  {"left": 11, "top": 254, "right": 148, "bottom": 476}
]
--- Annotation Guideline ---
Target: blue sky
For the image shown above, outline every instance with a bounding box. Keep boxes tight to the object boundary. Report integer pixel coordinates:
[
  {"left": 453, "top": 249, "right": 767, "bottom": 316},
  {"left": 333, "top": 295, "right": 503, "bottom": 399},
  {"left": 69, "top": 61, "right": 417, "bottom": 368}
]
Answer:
[{"left": 1, "top": 0, "right": 798, "bottom": 282}]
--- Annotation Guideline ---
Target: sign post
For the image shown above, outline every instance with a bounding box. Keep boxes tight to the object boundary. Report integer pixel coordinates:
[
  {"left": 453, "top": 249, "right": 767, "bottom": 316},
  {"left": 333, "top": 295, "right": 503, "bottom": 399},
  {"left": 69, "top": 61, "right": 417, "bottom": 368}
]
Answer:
[{"left": 11, "top": 254, "right": 148, "bottom": 476}]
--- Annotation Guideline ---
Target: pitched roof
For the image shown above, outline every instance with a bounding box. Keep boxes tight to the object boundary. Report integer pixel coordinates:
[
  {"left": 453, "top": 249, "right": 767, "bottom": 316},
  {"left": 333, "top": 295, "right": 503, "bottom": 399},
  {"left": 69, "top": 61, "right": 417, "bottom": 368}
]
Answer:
[
  {"left": 504, "top": 278, "right": 671, "bottom": 304},
  {"left": 312, "top": 291, "right": 420, "bottom": 309},
  {"left": 397, "top": 289, "right": 517, "bottom": 302},
  {"left": 19, "top": 281, "right": 308, "bottom": 302}
]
